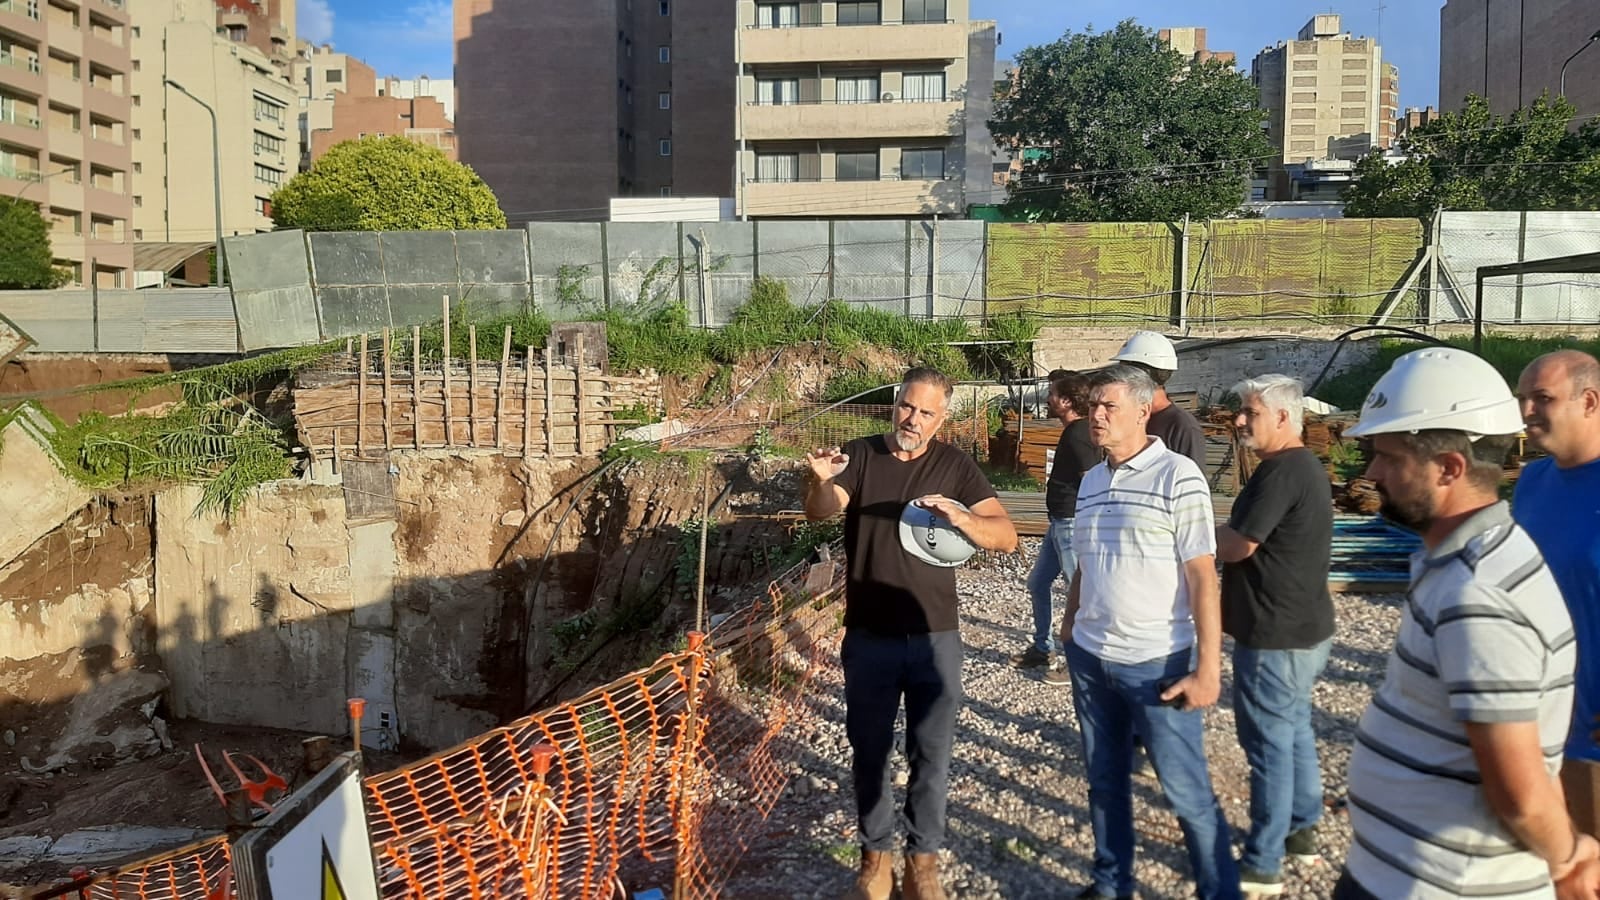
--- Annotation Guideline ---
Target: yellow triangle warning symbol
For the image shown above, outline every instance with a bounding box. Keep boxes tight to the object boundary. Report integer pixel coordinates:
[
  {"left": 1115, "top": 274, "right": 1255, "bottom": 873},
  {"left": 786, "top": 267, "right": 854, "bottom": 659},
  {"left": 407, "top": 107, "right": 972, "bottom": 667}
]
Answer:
[{"left": 321, "top": 837, "right": 348, "bottom": 900}]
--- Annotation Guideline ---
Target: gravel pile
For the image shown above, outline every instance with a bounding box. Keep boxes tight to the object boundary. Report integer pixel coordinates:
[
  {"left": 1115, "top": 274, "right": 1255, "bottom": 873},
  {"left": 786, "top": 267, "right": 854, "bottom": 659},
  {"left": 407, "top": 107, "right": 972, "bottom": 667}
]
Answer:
[{"left": 717, "top": 539, "right": 1404, "bottom": 899}]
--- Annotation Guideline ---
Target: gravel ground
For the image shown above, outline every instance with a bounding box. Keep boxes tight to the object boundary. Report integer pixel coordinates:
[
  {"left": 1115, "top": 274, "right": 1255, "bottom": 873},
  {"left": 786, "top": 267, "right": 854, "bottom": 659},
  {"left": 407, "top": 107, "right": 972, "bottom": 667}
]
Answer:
[{"left": 718, "top": 540, "right": 1402, "bottom": 899}]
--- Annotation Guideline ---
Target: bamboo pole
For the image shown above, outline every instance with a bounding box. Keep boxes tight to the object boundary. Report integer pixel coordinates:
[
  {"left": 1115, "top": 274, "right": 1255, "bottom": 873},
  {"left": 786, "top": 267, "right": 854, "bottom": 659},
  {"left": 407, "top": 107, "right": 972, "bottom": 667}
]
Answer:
[
  {"left": 381, "top": 328, "right": 392, "bottom": 451},
  {"left": 574, "top": 333, "right": 587, "bottom": 456},
  {"left": 356, "top": 333, "right": 368, "bottom": 455},
  {"left": 468, "top": 324, "right": 479, "bottom": 447},
  {"left": 441, "top": 295, "right": 454, "bottom": 447},
  {"left": 496, "top": 325, "right": 512, "bottom": 448},
  {"left": 411, "top": 326, "right": 422, "bottom": 451},
  {"left": 523, "top": 346, "right": 534, "bottom": 458},
  {"left": 544, "top": 349, "right": 555, "bottom": 457}
]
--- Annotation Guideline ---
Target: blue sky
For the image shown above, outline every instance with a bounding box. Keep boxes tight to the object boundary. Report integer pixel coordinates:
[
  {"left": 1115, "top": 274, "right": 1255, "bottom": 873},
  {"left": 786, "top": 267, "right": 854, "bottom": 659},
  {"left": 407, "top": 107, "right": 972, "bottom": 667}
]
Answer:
[{"left": 306, "top": 0, "right": 1441, "bottom": 110}]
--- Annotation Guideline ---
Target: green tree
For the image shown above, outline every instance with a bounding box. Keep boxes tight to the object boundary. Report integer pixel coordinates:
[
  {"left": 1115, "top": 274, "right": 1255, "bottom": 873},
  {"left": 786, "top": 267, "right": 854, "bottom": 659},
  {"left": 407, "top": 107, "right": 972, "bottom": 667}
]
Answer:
[
  {"left": 0, "top": 197, "right": 68, "bottom": 289},
  {"left": 271, "top": 136, "right": 507, "bottom": 231},
  {"left": 1342, "top": 94, "right": 1600, "bottom": 218},
  {"left": 988, "top": 20, "right": 1271, "bottom": 222}
]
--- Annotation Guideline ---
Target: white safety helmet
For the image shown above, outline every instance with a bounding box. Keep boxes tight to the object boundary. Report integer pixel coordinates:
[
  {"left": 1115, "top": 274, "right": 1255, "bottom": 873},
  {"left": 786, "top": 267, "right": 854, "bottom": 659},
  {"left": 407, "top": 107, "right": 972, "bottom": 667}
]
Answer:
[
  {"left": 1344, "top": 347, "right": 1522, "bottom": 439},
  {"left": 1112, "top": 331, "right": 1178, "bottom": 371},
  {"left": 898, "top": 500, "right": 979, "bottom": 568}
]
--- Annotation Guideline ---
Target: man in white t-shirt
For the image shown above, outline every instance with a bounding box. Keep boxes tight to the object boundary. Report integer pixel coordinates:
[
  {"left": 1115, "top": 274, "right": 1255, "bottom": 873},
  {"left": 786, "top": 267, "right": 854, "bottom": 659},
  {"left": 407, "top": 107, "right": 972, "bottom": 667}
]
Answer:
[{"left": 1058, "top": 364, "right": 1239, "bottom": 900}]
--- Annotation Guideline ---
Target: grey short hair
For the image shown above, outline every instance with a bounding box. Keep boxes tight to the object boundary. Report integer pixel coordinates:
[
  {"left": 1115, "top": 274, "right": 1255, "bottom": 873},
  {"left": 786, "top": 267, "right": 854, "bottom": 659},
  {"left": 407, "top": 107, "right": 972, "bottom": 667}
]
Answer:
[
  {"left": 1234, "top": 374, "right": 1304, "bottom": 433},
  {"left": 1090, "top": 364, "right": 1157, "bottom": 407}
]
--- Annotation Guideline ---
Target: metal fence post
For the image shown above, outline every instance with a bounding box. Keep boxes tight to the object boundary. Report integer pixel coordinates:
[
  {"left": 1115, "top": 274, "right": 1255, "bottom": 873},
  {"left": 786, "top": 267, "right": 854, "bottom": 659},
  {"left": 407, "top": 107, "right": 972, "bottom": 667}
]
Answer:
[
  {"left": 600, "top": 221, "right": 613, "bottom": 311},
  {"left": 1175, "top": 214, "right": 1190, "bottom": 329},
  {"left": 697, "top": 229, "right": 712, "bottom": 328}
]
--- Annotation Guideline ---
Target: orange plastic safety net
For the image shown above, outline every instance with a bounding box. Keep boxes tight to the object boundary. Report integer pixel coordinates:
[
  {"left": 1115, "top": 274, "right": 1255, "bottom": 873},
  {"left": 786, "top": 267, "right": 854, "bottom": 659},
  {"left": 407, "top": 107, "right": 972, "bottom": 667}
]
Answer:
[{"left": 35, "top": 543, "right": 847, "bottom": 900}]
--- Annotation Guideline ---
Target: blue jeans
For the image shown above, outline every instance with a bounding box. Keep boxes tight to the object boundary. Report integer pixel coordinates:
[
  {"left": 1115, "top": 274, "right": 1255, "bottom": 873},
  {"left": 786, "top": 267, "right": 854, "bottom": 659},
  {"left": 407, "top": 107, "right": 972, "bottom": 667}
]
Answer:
[
  {"left": 1026, "top": 518, "right": 1076, "bottom": 654},
  {"left": 842, "top": 628, "right": 963, "bottom": 854},
  {"left": 1232, "top": 639, "right": 1332, "bottom": 875},
  {"left": 1063, "top": 640, "right": 1241, "bottom": 900}
]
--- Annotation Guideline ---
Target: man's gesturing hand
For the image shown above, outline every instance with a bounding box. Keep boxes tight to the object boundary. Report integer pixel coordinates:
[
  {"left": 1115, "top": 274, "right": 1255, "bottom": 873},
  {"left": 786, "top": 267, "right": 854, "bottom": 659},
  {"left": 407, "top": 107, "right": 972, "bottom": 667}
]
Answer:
[
  {"left": 807, "top": 447, "right": 849, "bottom": 483},
  {"left": 914, "top": 494, "right": 972, "bottom": 530}
]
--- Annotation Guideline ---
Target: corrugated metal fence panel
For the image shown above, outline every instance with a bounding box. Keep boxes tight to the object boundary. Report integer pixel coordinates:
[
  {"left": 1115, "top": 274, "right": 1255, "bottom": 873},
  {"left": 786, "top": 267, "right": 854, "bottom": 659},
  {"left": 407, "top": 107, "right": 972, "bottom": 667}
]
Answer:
[{"left": 0, "top": 289, "right": 237, "bottom": 352}]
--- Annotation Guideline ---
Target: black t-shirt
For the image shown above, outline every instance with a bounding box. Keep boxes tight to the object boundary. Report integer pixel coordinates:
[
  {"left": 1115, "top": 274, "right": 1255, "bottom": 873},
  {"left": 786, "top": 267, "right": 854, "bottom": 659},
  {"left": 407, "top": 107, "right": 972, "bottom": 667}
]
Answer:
[
  {"left": 1221, "top": 447, "right": 1335, "bottom": 649},
  {"left": 835, "top": 435, "right": 998, "bottom": 635},
  {"left": 1148, "top": 403, "right": 1207, "bottom": 472},
  {"left": 1044, "top": 418, "right": 1100, "bottom": 519}
]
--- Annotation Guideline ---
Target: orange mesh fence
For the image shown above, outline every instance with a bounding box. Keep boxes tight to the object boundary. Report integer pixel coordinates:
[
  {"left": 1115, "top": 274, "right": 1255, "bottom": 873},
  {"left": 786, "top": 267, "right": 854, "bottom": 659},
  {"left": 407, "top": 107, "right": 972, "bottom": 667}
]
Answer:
[{"left": 36, "top": 546, "right": 849, "bottom": 900}]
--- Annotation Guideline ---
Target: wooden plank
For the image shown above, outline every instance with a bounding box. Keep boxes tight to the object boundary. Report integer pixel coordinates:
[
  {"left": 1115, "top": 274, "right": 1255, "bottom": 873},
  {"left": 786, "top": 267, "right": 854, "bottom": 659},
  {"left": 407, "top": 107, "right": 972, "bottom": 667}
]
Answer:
[
  {"left": 441, "top": 295, "right": 454, "bottom": 447},
  {"left": 544, "top": 349, "right": 555, "bottom": 457},
  {"left": 468, "top": 324, "right": 479, "bottom": 448},
  {"left": 411, "top": 326, "right": 422, "bottom": 451},
  {"left": 356, "top": 332, "right": 368, "bottom": 455},
  {"left": 574, "top": 333, "right": 587, "bottom": 456},
  {"left": 496, "top": 325, "right": 511, "bottom": 448},
  {"left": 523, "top": 345, "right": 534, "bottom": 458},
  {"left": 381, "top": 327, "right": 392, "bottom": 451}
]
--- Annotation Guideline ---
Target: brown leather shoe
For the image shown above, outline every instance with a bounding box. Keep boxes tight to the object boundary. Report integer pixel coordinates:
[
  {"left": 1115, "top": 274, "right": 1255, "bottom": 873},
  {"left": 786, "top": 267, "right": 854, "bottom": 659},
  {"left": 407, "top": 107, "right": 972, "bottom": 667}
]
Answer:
[
  {"left": 900, "top": 852, "right": 948, "bottom": 900},
  {"left": 840, "top": 849, "right": 895, "bottom": 900}
]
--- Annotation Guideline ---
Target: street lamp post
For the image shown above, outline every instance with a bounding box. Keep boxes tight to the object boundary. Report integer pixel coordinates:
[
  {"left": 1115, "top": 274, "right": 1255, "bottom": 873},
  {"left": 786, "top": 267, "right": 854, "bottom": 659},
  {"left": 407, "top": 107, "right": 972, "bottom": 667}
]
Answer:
[
  {"left": 163, "top": 78, "right": 225, "bottom": 287},
  {"left": 1560, "top": 30, "right": 1600, "bottom": 99}
]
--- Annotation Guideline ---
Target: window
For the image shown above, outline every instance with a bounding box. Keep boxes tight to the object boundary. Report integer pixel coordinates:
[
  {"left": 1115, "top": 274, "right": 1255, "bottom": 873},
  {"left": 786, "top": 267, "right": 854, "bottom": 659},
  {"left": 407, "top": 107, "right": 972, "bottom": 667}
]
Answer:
[
  {"left": 253, "top": 131, "right": 283, "bottom": 155},
  {"left": 130, "top": 127, "right": 139, "bottom": 139},
  {"left": 757, "top": 77, "right": 799, "bottom": 105},
  {"left": 131, "top": 60, "right": 139, "bottom": 71},
  {"left": 659, "top": 186, "right": 672, "bottom": 196},
  {"left": 1342, "top": 90, "right": 1367, "bottom": 102},
  {"left": 835, "top": 74, "right": 879, "bottom": 104},
  {"left": 658, "top": 139, "right": 671, "bottom": 156},
  {"left": 254, "top": 163, "right": 281, "bottom": 186},
  {"left": 836, "top": 1, "right": 878, "bottom": 25},
  {"left": 903, "top": 0, "right": 945, "bottom": 23},
  {"left": 756, "top": 2, "right": 798, "bottom": 27},
  {"left": 658, "top": 45, "right": 670, "bottom": 62},
  {"left": 131, "top": 95, "right": 139, "bottom": 106},
  {"left": 1292, "top": 59, "right": 1317, "bottom": 71},
  {"left": 253, "top": 96, "right": 285, "bottom": 124},
  {"left": 226, "top": 24, "right": 246, "bottom": 41},
  {"left": 1292, "top": 76, "right": 1316, "bottom": 87},
  {"left": 658, "top": 92, "right": 670, "bottom": 109},
  {"left": 132, "top": 161, "right": 140, "bottom": 173},
  {"left": 255, "top": 197, "right": 271, "bottom": 216},
  {"left": 325, "top": 70, "right": 342, "bottom": 84},
  {"left": 835, "top": 150, "right": 878, "bottom": 181},
  {"left": 132, "top": 194, "right": 140, "bottom": 206},
  {"left": 756, "top": 151, "right": 798, "bottom": 182},
  {"left": 901, "top": 147, "right": 944, "bottom": 179},
  {"left": 901, "top": 71, "right": 944, "bottom": 102},
  {"left": 658, "top": 0, "right": 668, "bottom": 14},
  {"left": 131, "top": 26, "right": 138, "bottom": 37}
]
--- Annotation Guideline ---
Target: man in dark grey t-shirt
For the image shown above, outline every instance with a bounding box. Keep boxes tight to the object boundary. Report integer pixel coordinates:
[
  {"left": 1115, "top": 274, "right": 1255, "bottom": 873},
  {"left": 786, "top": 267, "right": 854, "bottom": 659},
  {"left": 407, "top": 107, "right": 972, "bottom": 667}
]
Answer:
[{"left": 1215, "top": 374, "right": 1334, "bottom": 896}]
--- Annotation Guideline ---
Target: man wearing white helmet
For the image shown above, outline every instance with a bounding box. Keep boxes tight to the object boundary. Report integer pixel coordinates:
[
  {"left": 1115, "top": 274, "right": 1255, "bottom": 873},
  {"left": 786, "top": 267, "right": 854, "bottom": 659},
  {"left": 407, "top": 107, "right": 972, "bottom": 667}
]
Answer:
[
  {"left": 805, "top": 367, "right": 1018, "bottom": 900},
  {"left": 1336, "top": 347, "right": 1597, "bottom": 900},
  {"left": 1113, "top": 330, "right": 1207, "bottom": 471}
]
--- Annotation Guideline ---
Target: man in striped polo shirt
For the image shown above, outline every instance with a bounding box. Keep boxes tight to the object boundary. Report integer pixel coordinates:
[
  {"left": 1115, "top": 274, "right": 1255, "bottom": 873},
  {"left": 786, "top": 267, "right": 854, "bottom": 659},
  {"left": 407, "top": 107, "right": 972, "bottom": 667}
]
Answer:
[
  {"left": 1338, "top": 347, "right": 1599, "bottom": 899},
  {"left": 1059, "top": 364, "right": 1239, "bottom": 900}
]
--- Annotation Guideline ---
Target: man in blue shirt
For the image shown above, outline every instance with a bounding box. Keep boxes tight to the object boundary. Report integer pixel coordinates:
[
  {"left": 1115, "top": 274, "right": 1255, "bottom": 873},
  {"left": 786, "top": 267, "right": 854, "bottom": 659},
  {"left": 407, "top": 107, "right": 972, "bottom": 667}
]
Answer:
[{"left": 1514, "top": 349, "right": 1600, "bottom": 836}]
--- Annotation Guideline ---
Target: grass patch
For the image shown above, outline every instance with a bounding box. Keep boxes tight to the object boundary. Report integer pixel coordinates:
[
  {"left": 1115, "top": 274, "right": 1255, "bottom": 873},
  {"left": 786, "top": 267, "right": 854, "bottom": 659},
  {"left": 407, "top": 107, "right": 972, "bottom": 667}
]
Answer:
[
  {"left": 982, "top": 461, "right": 1039, "bottom": 492},
  {"left": 1317, "top": 334, "right": 1600, "bottom": 410}
]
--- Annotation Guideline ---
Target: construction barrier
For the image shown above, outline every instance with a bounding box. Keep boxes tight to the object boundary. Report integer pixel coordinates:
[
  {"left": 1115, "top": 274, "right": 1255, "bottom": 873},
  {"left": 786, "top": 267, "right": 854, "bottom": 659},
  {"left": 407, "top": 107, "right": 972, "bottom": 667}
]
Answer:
[{"left": 35, "top": 542, "right": 847, "bottom": 900}]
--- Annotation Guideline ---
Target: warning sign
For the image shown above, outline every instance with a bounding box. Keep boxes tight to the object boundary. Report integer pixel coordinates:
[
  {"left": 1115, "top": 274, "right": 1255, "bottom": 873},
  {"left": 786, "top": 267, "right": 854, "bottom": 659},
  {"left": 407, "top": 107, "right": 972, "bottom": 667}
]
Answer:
[{"left": 234, "top": 752, "right": 380, "bottom": 900}]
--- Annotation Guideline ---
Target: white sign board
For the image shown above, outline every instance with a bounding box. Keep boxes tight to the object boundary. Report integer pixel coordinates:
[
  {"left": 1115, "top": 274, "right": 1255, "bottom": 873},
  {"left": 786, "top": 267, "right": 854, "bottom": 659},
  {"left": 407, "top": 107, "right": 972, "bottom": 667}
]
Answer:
[{"left": 234, "top": 752, "right": 381, "bottom": 900}]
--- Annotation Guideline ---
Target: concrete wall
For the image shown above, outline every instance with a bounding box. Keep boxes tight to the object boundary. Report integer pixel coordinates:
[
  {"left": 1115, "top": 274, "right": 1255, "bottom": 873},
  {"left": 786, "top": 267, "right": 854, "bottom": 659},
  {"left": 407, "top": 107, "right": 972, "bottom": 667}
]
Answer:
[
  {"left": 0, "top": 410, "right": 92, "bottom": 571},
  {"left": 1440, "top": 0, "right": 1600, "bottom": 117},
  {"left": 153, "top": 452, "right": 578, "bottom": 751},
  {"left": 1032, "top": 326, "right": 1381, "bottom": 405}
]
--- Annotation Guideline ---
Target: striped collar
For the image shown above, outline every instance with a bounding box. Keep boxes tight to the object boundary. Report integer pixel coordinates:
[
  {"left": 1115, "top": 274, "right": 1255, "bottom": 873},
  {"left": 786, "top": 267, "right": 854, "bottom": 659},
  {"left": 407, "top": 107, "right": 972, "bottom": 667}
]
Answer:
[
  {"left": 1418, "top": 501, "right": 1514, "bottom": 569},
  {"left": 1111, "top": 435, "right": 1168, "bottom": 472}
]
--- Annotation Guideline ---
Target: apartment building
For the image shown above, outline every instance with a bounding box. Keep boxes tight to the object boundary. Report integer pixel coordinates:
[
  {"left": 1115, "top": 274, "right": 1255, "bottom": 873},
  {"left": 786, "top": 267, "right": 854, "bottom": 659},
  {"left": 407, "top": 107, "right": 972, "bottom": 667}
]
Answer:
[
  {"left": 128, "top": 0, "right": 297, "bottom": 242},
  {"left": 455, "top": 0, "right": 737, "bottom": 224},
  {"left": 293, "top": 45, "right": 454, "bottom": 168},
  {"left": 1396, "top": 104, "right": 1440, "bottom": 142},
  {"left": 1251, "top": 14, "right": 1392, "bottom": 200},
  {"left": 214, "top": 0, "right": 295, "bottom": 79},
  {"left": 1441, "top": 1, "right": 1600, "bottom": 118},
  {"left": 0, "top": 0, "right": 134, "bottom": 286},
  {"left": 733, "top": 0, "right": 998, "bottom": 218},
  {"left": 386, "top": 74, "right": 452, "bottom": 121},
  {"left": 1159, "top": 27, "right": 1235, "bottom": 67}
]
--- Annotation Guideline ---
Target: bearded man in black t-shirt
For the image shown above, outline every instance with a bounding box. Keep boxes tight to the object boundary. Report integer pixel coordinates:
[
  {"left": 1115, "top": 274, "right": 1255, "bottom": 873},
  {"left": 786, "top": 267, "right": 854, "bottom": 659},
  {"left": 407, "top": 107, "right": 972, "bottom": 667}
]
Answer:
[
  {"left": 804, "top": 367, "right": 1018, "bottom": 900},
  {"left": 1214, "top": 374, "right": 1335, "bottom": 897}
]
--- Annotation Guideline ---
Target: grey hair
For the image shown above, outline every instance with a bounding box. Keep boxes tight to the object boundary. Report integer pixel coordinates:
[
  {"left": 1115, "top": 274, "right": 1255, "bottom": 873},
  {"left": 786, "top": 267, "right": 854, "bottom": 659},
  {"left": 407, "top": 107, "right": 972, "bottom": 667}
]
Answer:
[
  {"left": 1233, "top": 374, "right": 1305, "bottom": 434},
  {"left": 1089, "top": 364, "right": 1157, "bottom": 407}
]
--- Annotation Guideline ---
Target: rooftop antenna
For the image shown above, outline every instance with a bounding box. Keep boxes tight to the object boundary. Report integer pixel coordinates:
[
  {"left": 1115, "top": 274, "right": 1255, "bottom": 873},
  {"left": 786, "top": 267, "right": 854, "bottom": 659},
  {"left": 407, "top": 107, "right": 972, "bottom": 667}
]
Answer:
[{"left": 1375, "top": 0, "right": 1387, "bottom": 44}]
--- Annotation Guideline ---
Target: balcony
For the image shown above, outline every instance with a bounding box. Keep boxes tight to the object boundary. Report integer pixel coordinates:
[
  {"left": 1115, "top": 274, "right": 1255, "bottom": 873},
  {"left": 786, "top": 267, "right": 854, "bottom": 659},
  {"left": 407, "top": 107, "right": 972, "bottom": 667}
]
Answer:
[
  {"left": 0, "top": 0, "right": 44, "bottom": 41},
  {"left": 742, "top": 176, "right": 960, "bottom": 217},
  {"left": 0, "top": 155, "right": 39, "bottom": 181},
  {"left": 0, "top": 49, "right": 43, "bottom": 94},
  {"left": 742, "top": 98, "right": 961, "bottom": 140},
  {"left": 85, "top": 81, "right": 126, "bottom": 118},
  {"left": 85, "top": 31, "right": 126, "bottom": 68},
  {"left": 740, "top": 21, "right": 967, "bottom": 65}
]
